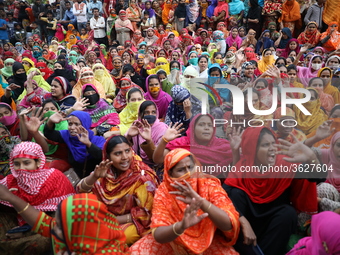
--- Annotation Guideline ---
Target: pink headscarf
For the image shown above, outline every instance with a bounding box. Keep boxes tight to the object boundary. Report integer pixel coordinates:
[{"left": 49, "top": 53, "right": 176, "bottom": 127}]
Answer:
[
  {"left": 321, "top": 131, "right": 340, "bottom": 192},
  {"left": 287, "top": 211, "right": 340, "bottom": 254},
  {"left": 226, "top": 27, "right": 243, "bottom": 49},
  {"left": 297, "top": 55, "right": 322, "bottom": 87},
  {"left": 282, "top": 38, "right": 300, "bottom": 58}
]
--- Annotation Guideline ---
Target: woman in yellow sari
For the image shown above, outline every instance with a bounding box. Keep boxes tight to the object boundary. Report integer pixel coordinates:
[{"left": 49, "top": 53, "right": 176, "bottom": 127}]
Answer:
[
  {"left": 92, "top": 63, "right": 116, "bottom": 102},
  {"left": 257, "top": 49, "right": 275, "bottom": 74},
  {"left": 77, "top": 135, "right": 159, "bottom": 245},
  {"left": 130, "top": 148, "right": 240, "bottom": 254},
  {"left": 318, "top": 67, "right": 340, "bottom": 104},
  {"left": 294, "top": 88, "right": 328, "bottom": 135}
]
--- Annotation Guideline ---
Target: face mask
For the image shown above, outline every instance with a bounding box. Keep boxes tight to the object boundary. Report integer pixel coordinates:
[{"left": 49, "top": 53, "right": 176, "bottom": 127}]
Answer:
[
  {"left": 160, "top": 78, "right": 167, "bottom": 82},
  {"left": 69, "top": 55, "right": 77, "bottom": 64},
  {"left": 176, "top": 104, "right": 184, "bottom": 111},
  {"left": 171, "top": 67, "right": 180, "bottom": 71},
  {"left": 268, "top": 28, "right": 275, "bottom": 33},
  {"left": 16, "top": 72, "right": 27, "bottom": 80},
  {"left": 33, "top": 51, "right": 42, "bottom": 58},
  {"left": 43, "top": 110, "right": 57, "bottom": 119},
  {"left": 84, "top": 93, "right": 100, "bottom": 105},
  {"left": 188, "top": 58, "right": 198, "bottom": 66},
  {"left": 138, "top": 49, "right": 145, "bottom": 54},
  {"left": 329, "top": 64, "right": 339, "bottom": 70},
  {"left": 0, "top": 111, "right": 17, "bottom": 126},
  {"left": 111, "top": 13, "right": 117, "bottom": 17},
  {"left": 311, "top": 63, "right": 322, "bottom": 70},
  {"left": 215, "top": 59, "right": 223, "bottom": 64},
  {"left": 81, "top": 77, "right": 93, "bottom": 84},
  {"left": 183, "top": 77, "right": 191, "bottom": 87},
  {"left": 143, "top": 115, "right": 157, "bottom": 124},
  {"left": 128, "top": 100, "right": 143, "bottom": 112},
  {"left": 95, "top": 69, "right": 105, "bottom": 76},
  {"left": 149, "top": 86, "right": 160, "bottom": 93},
  {"left": 171, "top": 169, "right": 191, "bottom": 181},
  {"left": 23, "top": 65, "right": 30, "bottom": 73}
]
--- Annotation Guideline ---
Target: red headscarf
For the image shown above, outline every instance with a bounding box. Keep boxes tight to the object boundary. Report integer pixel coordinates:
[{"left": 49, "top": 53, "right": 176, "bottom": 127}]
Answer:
[{"left": 36, "top": 62, "right": 53, "bottom": 80}]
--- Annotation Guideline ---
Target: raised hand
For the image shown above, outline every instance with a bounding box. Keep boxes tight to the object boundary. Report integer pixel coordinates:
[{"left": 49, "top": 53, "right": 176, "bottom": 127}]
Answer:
[
  {"left": 163, "top": 122, "right": 185, "bottom": 142},
  {"left": 275, "top": 135, "right": 316, "bottom": 163},
  {"left": 76, "top": 126, "right": 91, "bottom": 146},
  {"left": 315, "top": 120, "right": 335, "bottom": 140},
  {"left": 6, "top": 83, "right": 21, "bottom": 92},
  {"left": 300, "top": 45, "right": 309, "bottom": 53},
  {"left": 138, "top": 119, "right": 152, "bottom": 142},
  {"left": 228, "top": 126, "right": 244, "bottom": 151},
  {"left": 72, "top": 97, "right": 90, "bottom": 111},
  {"left": 183, "top": 98, "right": 191, "bottom": 113},
  {"left": 23, "top": 107, "right": 47, "bottom": 133},
  {"left": 48, "top": 112, "right": 68, "bottom": 124},
  {"left": 178, "top": 198, "right": 208, "bottom": 231},
  {"left": 169, "top": 180, "right": 200, "bottom": 204},
  {"left": 126, "top": 121, "right": 140, "bottom": 138},
  {"left": 93, "top": 159, "right": 112, "bottom": 179}
]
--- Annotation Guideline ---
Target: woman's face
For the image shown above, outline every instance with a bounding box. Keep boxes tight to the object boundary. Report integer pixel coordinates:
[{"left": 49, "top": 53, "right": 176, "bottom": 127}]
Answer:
[
  {"left": 81, "top": 71, "right": 93, "bottom": 83},
  {"left": 172, "top": 52, "right": 179, "bottom": 60},
  {"left": 314, "top": 49, "right": 323, "bottom": 55},
  {"left": 109, "top": 142, "right": 133, "bottom": 172},
  {"left": 158, "top": 50, "right": 166, "bottom": 58},
  {"left": 16, "top": 68, "right": 25, "bottom": 75},
  {"left": 263, "top": 32, "right": 270, "bottom": 38},
  {"left": 22, "top": 60, "right": 31, "bottom": 67},
  {"left": 288, "top": 51, "right": 297, "bottom": 58},
  {"left": 43, "top": 44, "right": 49, "bottom": 50},
  {"left": 121, "top": 80, "right": 131, "bottom": 89},
  {"left": 111, "top": 49, "right": 118, "bottom": 57},
  {"left": 3, "top": 44, "right": 9, "bottom": 51},
  {"left": 231, "top": 28, "right": 238, "bottom": 37},
  {"left": 54, "top": 63, "right": 63, "bottom": 70},
  {"left": 278, "top": 66, "right": 287, "bottom": 74},
  {"left": 164, "top": 41, "right": 171, "bottom": 50},
  {"left": 189, "top": 53, "right": 197, "bottom": 59},
  {"left": 43, "top": 102, "right": 58, "bottom": 113},
  {"left": 113, "top": 58, "right": 122, "bottom": 69},
  {"left": 13, "top": 158, "right": 40, "bottom": 171},
  {"left": 328, "top": 57, "right": 340, "bottom": 68},
  {"left": 170, "top": 156, "right": 195, "bottom": 178},
  {"left": 143, "top": 104, "right": 157, "bottom": 119},
  {"left": 287, "top": 69, "right": 297, "bottom": 82},
  {"left": 148, "top": 78, "right": 161, "bottom": 97},
  {"left": 147, "top": 30, "right": 154, "bottom": 36},
  {"left": 77, "top": 62, "right": 86, "bottom": 69},
  {"left": 282, "top": 32, "right": 288, "bottom": 39},
  {"left": 198, "top": 58, "right": 208, "bottom": 71},
  {"left": 308, "top": 23, "right": 317, "bottom": 32},
  {"left": 51, "top": 80, "right": 64, "bottom": 99},
  {"left": 0, "top": 107, "right": 12, "bottom": 118},
  {"left": 289, "top": 41, "right": 297, "bottom": 50},
  {"left": 171, "top": 62, "right": 179, "bottom": 70},
  {"left": 286, "top": 58, "right": 293, "bottom": 65},
  {"left": 214, "top": 54, "right": 222, "bottom": 61},
  {"left": 244, "top": 65, "right": 255, "bottom": 77},
  {"left": 320, "top": 69, "right": 331, "bottom": 84},
  {"left": 239, "top": 28, "right": 245, "bottom": 37},
  {"left": 277, "top": 116, "right": 295, "bottom": 137},
  {"left": 276, "top": 59, "right": 285, "bottom": 66},
  {"left": 255, "top": 133, "right": 277, "bottom": 166},
  {"left": 264, "top": 50, "right": 272, "bottom": 57},
  {"left": 122, "top": 52, "right": 131, "bottom": 61},
  {"left": 68, "top": 116, "right": 82, "bottom": 136},
  {"left": 254, "top": 81, "right": 266, "bottom": 90},
  {"left": 309, "top": 78, "right": 324, "bottom": 90},
  {"left": 128, "top": 91, "right": 143, "bottom": 102},
  {"left": 309, "top": 89, "right": 317, "bottom": 101},
  {"left": 0, "top": 127, "right": 8, "bottom": 136},
  {"left": 194, "top": 116, "right": 213, "bottom": 144}
]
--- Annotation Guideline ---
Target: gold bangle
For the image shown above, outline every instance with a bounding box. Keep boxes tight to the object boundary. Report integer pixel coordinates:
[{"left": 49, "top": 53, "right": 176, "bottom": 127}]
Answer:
[
  {"left": 162, "top": 136, "right": 169, "bottom": 143},
  {"left": 127, "top": 214, "right": 130, "bottom": 223},
  {"left": 17, "top": 203, "right": 30, "bottom": 214},
  {"left": 173, "top": 222, "right": 183, "bottom": 236},
  {"left": 206, "top": 202, "right": 212, "bottom": 212},
  {"left": 83, "top": 178, "right": 93, "bottom": 189}
]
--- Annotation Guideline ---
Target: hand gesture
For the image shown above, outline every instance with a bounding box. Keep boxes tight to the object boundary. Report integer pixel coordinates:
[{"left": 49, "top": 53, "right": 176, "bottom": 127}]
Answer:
[
  {"left": 275, "top": 135, "right": 315, "bottom": 163},
  {"left": 266, "top": 65, "right": 280, "bottom": 78},
  {"left": 27, "top": 69, "right": 38, "bottom": 81},
  {"left": 144, "top": 55, "right": 150, "bottom": 66},
  {"left": 48, "top": 112, "right": 68, "bottom": 124},
  {"left": 93, "top": 159, "right": 112, "bottom": 179},
  {"left": 163, "top": 122, "right": 184, "bottom": 142},
  {"left": 76, "top": 126, "right": 91, "bottom": 146},
  {"left": 72, "top": 97, "right": 90, "bottom": 111},
  {"left": 178, "top": 198, "right": 208, "bottom": 231},
  {"left": 235, "top": 51, "right": 244, "bottom": 61},
  {"left": 240, "top": 217, "right": 257, "bottom": 246},
  {"left": 127, "top": 121, "right": 140, "bottom": 138},
  {"left": 315, "top": 120, "right": 335, "bottom": 140},
  {"left": 6, "top": 83, "right": 20, "bottom": 92},
  {"left": 169, "top": 180, "right": 200, "bottom": 204},
  {"left": 183, "top": 98, "right": 191, "bottom": 113},
  {"left": 228, "top": 126, "right": 244, "bottom": 151},
  {"left": 300, "top": 45, "right": 309, "bottom": 53},
  {"left": 23, "top": 107, "right": 47, "bottom": 133},
  {"left": 138, "top": 119, "right": 152, "bottom": 142},
  {"left": 72, "top": 63, "right": 80, "bottom": 72}
]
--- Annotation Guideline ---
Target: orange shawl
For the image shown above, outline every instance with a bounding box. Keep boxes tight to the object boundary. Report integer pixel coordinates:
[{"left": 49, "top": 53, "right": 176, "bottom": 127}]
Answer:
[
  {"left": 320, "top": 22, "right": 340, "bottom": 52},
  {"left": 162, "top": 2, "right": 172, "bottom": 25},
  {"left": 278, "top": 0, "right": 301, "bottom": 22},
  {"left": 151, "top": 149, "right": 240, "bottom": 254},
  {"left": 307, "top": 118, "right": 340, "bottom": 149}
]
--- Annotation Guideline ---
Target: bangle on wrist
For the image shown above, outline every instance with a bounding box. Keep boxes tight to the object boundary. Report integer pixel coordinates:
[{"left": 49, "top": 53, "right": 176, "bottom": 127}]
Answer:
[
  {"left": 162, "top": 136, "right": 169, "bottom": 143},
  {"left": 83, "top": 178, "right": 93, "bottom": 189},
  {"left": 173, "top": 222, "right": 183, "bottom": 236},
  {"left": 17, "top": 203, "right": 30, "bottom": 214}
]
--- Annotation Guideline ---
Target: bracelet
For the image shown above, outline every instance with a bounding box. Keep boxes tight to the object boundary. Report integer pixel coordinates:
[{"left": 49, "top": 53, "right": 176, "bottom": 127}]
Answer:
[
  {"left": 206, "top": 202, "right": 212, "bottom": 212},
  {"left": 127, "top": 214, "right": 130, "bottom": 223},
  {"left": 162, "top": 136, "right": 169, "bottom": 143},
  {"left": 83, "top": 178, "right": 93, "bottom": 189},
  {"left": 17, "top": 203, "right": 30, "bottom": 214},
  {"left": 172, "top": 222, "right": 183, "bottom": 236}
]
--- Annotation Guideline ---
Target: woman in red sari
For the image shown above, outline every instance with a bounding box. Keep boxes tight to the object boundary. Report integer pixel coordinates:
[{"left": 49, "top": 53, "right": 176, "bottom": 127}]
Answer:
[{"left": 297, "top": 21, "right": 321, "bottom": 48}]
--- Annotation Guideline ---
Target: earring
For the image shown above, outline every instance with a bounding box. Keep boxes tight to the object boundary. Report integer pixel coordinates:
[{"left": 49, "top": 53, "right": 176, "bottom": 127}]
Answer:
[{"left": 322, "top": 241, "right": 329, "bottom": 253}]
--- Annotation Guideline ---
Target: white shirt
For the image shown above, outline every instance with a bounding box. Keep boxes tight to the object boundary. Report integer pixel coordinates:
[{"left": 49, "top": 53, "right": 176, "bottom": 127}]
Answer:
[
  {"left": 90, "top": 16, "right": 106, "bottom": 38},
  {"left": 73, "top": 2, "right": 87, "bottom": 23}
]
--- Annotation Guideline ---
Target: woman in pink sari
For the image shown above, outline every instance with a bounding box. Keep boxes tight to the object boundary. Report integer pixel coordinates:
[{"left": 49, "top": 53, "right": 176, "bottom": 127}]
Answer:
[{"left": 226, "top": 27, "right": 243, "bottom": 49}]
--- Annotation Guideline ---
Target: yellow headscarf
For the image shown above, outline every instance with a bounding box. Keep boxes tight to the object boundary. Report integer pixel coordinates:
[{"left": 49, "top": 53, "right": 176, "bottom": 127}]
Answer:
[
  {"left": 22, "top": 57, "right": 35, "bottom": 73},
  {"left": 317, "top": 67, "right": 340, "bottom": 104},
  {"left": 147, "top": 57, "right": 170, "bottom": 75},
  {"left": 294, "top": 88, "right": 328, "bottom": 135},
  {"left": 257, "top": 49, "right": 275, "bottom": 74},
  {"left": 92, "top": 63, "right": 116, "bottom": 102}
]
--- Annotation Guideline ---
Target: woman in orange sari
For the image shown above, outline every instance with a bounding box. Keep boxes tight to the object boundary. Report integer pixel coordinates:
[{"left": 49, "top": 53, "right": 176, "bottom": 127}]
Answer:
[
  {"left": 278, "top": 0, "right": 301, "bottom": 36},
  {"left": 297, "top": 21, "right": 321, "bottom": 47},
  {"left": 130, "top": 148, "right": 240, "bottom": 254},
  {"left": 126, "top": 0, "right": 141, "bottom": 31},
  {"left": 320, "top": 22, "right": 340, "bottom": 52}
]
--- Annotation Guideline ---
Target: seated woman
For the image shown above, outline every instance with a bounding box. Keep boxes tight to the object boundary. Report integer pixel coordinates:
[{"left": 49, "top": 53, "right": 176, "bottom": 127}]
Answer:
[
  {"left": 318, "top": 67, "right": 340, "bottom": 104},
  {"left": 76, "top": 135, "right": 159, "bottom": 245},
  {"left": 81, "top": 84, "right": 120, "bottom": 136},
  {"left": 0, "top": 142, "right": 75, "bottom": 254},
  {"left": 113, "top": 78, "right": 143, "bottom": 113},
  {"left": 297, "top": 21, "right": 321, "bottom": 48},
  {"left": 144, "top": 75, "right": 172, "bottom": 120},
  {"left": 253, "top": 78, "right": 272, "bottom": 109},
  {"left": 287, "top": 211, "right": 340, "bottom": 254},
  {"left": 92, "top": 63, "right": 116, "bottom": 103},
  {"left": 43, "top": 111, "right": 106, "bottom": 178},
  {"left": 0, "top": 102, "right": 20, "bottom": 137},
  {"left": 294, "top": 88, "right": 328, "bottom": 135},
  {"left": 130, "top": 148, "right": 240, "bottom": 254},
  {"left": 154, "top": 114, "right": 234, "bottom": 177},
  {"left": 0, "top": 123, "right": 21, "bottom": 176},
  {"left": 0, "top": 191, "right": 130, "bottom": 254},
  {"left": 223, "top": 127, "right": 320, "bottom": 255},
  {"left": 46, "top": 61, "right": 76, "bottom": 86},
  {"left": 308, "top": 77, "right": 335, "bottom": 114},
  {"left": 165, "top": 85, "right": 201, "bottom": 133},
  {"left": 126, "top": 101, "right": 168, "bottom": 180},
  {"left": 118, "top": 88, "right": 145, "bottom": 135},
  {"left": 4, "top": 62, "right": 26, "bottom": 101}
]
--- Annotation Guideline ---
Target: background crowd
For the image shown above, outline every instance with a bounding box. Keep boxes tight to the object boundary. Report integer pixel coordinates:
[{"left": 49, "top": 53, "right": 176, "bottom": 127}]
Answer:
[{"left": 0, "top": 0, "right": 340, "bottom": 254}]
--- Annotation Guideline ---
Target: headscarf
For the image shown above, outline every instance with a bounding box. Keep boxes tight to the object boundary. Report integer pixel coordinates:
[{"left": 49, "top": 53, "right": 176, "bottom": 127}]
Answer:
[
  {"left": 226, "top": 27, "right": 243, "bottom": 49},
  {"left": 211, "top": 30, "right": 225, "bottom": 42},
  {"left": 35, "top": 62, "right": 53, "bottom": 80},
  {"left": 288, "top": 211, "right": 340, "bottom": 255},
  {"left": 32, "top": 46, "right": 43, "bottom": 59},
  {"left": 1, "top": 58, "right": 15, "bottom": 79},
  {"left": 45, "top": 193, "right": 129, "bottom": 254},
  {"left": 174, "top": 1, "right": 187, "bottom": 18},
  {"left": 144, "top": 75, "right": 172, "bottom": 118},
  {"left": 115, "top": 10, "right": 134, "bottom": 31},
  {"left": 225, "top": 127, "right": 318, "bottom": 212},
  {"left": 8, "top": 62, "right": 26, "bottom": 100},
  {"left": 320, "top": 22, "right": 340, "bottom": 52},
  {"left": 187, "top": 0, "right": 200, "bottom": 23},
  {"left": 151, "top": 148, "right": 240, "bottom": 254},
  {"left": 294, "top": 88, "right": 328, "bottom": 135},
  {"left": 22, "top": 57, "right": 35, "bottom": 73},
  {"left": 59, "top": 111, "right": 106, "bottom": 163},
  {"left": 206, "top": 0, "right": 217, "bottom": 18},
  {"left": 278, "top": 0, "right": 301, "bottom": 23},
  {"left": 317, "top": 67, "right": 340, "bottom": 104},
  {"left": 214, "top": 0, "right": 229, "bottom": 17},
  {"left": 0, "top": 142, "right": 75, "bottom": 212},
  {"left": 147, "top": 57, "right": 171, "bottom": 75},
  {"left": 278, "top": 27, "right": 292, "bottom": 49},
  {"left": 257, "top": 49, "right": 275, "bottom": 73},
  {"left": 93, "top": 63, "right": 116, "bottom": 99},
  {"left": 298, "top": 55, "right": 323, "bottom": 87},
  {"left": 297, "top": 21, "right": 321, "bottom": 46},
  {"left": 229, "top": 0, "right": 245, "bottom": 15},
  {"left": 282, "top": 38, "right": 300, "bottom": 58},
  {"left": 81, "top": 84, "right": 119, "bottom": 128}
]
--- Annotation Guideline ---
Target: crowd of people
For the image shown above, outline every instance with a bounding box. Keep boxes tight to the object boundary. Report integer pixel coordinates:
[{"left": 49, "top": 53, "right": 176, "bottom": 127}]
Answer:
[{"left": 0, "top": 0, "right": 340, "bottom": 254}]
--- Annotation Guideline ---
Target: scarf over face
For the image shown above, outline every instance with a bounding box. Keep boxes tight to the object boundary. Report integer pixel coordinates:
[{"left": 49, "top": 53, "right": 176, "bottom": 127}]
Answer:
[
  {"left": 0, "top": 142, "right": 75, "bottom": 212},
  {"left": 151, "top": 148, "right": 240, "bottom": 254}
]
